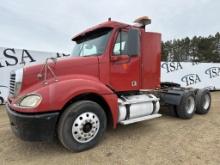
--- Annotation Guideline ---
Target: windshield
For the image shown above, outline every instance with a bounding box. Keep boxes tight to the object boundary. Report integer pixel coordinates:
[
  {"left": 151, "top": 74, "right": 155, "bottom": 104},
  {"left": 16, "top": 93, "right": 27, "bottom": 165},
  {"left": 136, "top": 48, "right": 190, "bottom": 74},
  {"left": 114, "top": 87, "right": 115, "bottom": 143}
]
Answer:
[{"left": 71, "top": 28, "right": 112, "bottom": 57}]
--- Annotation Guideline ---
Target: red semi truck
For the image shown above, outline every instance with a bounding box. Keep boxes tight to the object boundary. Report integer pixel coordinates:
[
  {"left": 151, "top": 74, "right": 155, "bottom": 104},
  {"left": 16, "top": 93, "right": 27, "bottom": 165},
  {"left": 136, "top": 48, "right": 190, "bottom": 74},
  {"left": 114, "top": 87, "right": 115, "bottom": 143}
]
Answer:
[{"left": 5, "top": 17, "right": 211, "bottom": 152}]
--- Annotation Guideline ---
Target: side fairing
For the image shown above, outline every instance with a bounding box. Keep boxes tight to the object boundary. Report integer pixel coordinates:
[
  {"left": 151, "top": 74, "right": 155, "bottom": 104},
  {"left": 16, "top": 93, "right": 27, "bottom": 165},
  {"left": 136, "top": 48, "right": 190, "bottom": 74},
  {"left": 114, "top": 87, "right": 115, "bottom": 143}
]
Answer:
[{"left": 141, "top": 32, "right": 161, "bottom": 89}]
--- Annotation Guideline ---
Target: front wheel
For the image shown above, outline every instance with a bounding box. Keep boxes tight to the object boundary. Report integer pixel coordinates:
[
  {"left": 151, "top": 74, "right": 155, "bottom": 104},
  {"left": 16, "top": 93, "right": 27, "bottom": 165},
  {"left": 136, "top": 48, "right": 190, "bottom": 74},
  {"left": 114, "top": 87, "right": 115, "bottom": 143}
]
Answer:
[{"left": 57, "top": 101, "right": 107, "bottom": 152}]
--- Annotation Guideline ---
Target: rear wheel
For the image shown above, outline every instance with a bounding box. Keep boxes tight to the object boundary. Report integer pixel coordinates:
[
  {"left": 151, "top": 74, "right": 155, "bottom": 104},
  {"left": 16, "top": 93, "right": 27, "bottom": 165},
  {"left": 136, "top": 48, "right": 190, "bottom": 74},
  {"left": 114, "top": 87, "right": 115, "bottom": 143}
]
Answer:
[
  {"left": 176, "top": 92, "right": 196, "bottom": 119},
  {"left": 58, "top": 101, "right": 107, "bottom": 152},
  {"left": 195, "top": 89, "right": 211, "bottom": 114}
]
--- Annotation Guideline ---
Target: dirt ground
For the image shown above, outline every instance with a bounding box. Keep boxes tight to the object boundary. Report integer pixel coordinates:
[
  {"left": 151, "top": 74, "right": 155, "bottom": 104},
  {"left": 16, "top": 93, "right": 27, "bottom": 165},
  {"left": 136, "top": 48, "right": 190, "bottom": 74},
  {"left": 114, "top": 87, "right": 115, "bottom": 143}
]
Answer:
[{"left": 0, "top": 92, "right": 219, "bottom": 165}]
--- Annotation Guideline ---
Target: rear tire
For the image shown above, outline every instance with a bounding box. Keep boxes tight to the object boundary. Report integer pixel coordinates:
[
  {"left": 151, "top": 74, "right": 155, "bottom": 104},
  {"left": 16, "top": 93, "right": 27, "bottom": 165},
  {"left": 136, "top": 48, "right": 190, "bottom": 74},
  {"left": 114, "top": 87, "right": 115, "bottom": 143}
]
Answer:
[
  {"left": 57, "top": 101, "right": 107, "bottom": 152},
  {"left": 176, "top": 91, "right": 196, "bottom": 119},
  {"left": 195, "top": 89, "right": 211, "bottom": 114}
]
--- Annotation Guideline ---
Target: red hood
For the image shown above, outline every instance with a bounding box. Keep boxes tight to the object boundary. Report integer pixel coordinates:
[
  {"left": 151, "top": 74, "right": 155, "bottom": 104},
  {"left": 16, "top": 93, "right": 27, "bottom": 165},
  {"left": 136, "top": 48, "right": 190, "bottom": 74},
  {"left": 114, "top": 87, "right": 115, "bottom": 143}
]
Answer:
[{"left": 22, "top": 56, "right": 99, "bottom": 92}]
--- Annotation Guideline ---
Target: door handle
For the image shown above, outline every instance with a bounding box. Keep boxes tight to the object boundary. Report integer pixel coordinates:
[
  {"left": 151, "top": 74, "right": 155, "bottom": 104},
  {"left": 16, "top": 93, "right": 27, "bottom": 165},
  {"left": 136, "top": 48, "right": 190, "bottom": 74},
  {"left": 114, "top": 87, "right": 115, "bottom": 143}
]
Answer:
[{"left": 111, "top": 55, "right": 130, "bottom": 64}]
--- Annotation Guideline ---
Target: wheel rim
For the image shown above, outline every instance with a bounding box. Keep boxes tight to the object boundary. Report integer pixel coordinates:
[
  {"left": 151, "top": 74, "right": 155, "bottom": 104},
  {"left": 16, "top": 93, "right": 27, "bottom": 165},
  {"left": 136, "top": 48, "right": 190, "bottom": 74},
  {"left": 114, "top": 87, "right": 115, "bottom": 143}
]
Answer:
[
  {"left": 72, "top": 112, "right": 100, "bottom": 143},
  {"left": 185, "top": 96, "right": 195, "bottom": 114},
  {"left": 203, "top": 94, "right": 210, "bottom": 110}
]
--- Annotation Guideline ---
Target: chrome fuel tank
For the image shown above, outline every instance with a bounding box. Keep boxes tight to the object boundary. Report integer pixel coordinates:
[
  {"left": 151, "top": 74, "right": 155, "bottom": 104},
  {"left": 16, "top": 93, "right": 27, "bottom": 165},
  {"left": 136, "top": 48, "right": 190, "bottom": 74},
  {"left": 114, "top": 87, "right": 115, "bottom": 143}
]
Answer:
[{"left": 118, "top": 94, "right": 160, "bottom": 122}]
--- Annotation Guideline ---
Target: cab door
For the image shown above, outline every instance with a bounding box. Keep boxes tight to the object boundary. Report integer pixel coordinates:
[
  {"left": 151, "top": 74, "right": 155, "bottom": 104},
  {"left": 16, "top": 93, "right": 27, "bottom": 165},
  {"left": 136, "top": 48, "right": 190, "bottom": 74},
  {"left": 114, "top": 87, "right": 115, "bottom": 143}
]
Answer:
[{"left": 110, "top": 29, "right": 140, "bottom": 91}]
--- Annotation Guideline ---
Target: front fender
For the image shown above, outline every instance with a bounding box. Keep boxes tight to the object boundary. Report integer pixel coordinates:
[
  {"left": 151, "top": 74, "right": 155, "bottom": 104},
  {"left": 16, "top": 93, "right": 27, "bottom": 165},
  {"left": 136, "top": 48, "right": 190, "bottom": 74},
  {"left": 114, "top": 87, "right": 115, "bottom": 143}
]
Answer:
[
  {"left": 49, "top": 77, "right": 118, "bottom": 128},
  {"left": 49, "top": 76, "right": 115, "bottom": 110}
]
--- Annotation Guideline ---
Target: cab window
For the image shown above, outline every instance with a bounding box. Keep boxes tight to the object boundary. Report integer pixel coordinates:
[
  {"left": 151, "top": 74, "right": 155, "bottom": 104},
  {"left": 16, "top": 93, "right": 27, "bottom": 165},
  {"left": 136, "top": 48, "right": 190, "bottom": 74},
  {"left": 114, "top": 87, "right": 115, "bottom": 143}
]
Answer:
[
  {"left": 72, "top": 28, "right": 112, "bottom": 57},
  {"left": 113, "top": 31, "right": 128, "bottom": 55}
]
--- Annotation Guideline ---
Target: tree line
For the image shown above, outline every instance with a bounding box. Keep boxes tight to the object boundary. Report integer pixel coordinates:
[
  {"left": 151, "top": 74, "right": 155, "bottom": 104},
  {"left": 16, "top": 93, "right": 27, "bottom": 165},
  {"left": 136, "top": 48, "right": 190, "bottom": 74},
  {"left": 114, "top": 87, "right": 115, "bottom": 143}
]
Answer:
[{"left": 162, "top": 32, "right": 220, "bottom": 62}]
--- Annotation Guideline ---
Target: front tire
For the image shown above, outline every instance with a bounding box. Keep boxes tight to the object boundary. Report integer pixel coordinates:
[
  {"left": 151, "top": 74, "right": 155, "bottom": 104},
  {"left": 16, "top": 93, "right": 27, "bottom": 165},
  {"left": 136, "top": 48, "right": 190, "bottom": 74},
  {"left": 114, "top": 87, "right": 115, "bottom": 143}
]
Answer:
[{"left": 58, "top": 101, "right": 107, "bottom": 152}]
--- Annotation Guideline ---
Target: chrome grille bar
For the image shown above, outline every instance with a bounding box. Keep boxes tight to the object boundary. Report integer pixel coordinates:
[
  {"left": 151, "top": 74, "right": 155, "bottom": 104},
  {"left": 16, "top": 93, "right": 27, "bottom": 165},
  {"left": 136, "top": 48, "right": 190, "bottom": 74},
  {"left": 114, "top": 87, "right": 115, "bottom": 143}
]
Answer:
[{"left": 9, "top": 73, "right": 16, "bottom": 95}]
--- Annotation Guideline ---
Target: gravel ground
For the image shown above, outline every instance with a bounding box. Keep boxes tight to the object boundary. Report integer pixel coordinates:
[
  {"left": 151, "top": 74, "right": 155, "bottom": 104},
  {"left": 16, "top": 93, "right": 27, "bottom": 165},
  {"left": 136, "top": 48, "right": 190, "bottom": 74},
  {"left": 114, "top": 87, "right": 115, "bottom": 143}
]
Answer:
[{"left": 0, "top": 92, "right": 219, "bottom": 165}]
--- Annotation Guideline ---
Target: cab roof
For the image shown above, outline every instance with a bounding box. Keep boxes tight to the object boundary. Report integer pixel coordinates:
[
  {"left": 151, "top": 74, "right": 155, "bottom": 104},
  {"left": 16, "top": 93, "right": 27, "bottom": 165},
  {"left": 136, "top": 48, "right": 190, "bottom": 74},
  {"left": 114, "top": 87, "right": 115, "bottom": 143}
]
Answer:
[{"left": 72, "top": 20, "right": 129, "bottom": 41}]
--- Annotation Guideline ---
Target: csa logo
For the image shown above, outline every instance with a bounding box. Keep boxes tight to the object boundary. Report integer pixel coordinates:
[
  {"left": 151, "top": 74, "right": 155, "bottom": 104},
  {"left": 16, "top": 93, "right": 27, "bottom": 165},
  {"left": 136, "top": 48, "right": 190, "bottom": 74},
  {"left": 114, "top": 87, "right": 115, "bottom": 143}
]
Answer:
[
  {"left": 205, "top": 67, "right": 220, "bottom": 78},
  {"left": 161, "top": 62, "right": 183, "bottom": 73},
  {"left": 181, "top": 74, "right": 201, "bottom": 86}
]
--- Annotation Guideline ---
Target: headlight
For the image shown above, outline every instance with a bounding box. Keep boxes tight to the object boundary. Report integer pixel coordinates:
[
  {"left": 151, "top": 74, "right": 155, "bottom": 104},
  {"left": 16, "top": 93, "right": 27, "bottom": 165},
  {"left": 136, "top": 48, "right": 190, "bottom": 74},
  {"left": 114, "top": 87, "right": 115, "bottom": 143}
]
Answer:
[{"left": 19, "top": 94, "right": 42, "bottom": 108}]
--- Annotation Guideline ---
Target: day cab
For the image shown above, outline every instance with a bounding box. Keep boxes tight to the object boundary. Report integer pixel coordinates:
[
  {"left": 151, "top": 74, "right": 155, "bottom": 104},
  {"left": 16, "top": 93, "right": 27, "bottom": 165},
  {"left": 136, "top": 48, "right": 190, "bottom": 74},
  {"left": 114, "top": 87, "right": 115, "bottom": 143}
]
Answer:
[{"left": 5, "top": 17, "right": 211, "bottom": 152}]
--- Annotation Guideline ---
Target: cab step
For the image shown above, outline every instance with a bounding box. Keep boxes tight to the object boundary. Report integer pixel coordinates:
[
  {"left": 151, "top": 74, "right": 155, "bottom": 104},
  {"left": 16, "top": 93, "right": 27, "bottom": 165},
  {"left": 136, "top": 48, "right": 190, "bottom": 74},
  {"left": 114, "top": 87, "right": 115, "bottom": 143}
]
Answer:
[{"left": 119, "top": 114, "right": 162, "bottom": 125}]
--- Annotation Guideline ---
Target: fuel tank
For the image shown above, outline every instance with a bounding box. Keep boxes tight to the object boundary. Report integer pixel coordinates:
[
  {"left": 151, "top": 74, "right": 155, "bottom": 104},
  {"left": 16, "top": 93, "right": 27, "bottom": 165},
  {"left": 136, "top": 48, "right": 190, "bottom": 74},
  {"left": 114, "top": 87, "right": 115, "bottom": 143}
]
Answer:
[{"left": 118, "top": 94, "right": 160, "bottom": 122}]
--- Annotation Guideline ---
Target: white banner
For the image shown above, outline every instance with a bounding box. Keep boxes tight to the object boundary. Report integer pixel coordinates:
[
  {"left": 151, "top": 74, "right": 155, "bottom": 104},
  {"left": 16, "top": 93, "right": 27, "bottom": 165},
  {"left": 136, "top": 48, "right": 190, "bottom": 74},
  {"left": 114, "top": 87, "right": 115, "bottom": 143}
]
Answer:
[
  {"left": 0, "top": 46, "right": 220, "bottom": 104},
  {"left": 161, "top": 62, "right": 220, "bottom": 90}
]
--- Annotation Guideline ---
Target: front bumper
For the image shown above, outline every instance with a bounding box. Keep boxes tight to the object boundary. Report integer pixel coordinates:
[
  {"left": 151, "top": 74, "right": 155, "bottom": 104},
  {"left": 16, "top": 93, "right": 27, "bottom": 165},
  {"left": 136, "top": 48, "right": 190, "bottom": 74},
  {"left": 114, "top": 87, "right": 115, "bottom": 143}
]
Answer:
[{"left": 5, "top": 104, "right": 60, "bottom": 141}]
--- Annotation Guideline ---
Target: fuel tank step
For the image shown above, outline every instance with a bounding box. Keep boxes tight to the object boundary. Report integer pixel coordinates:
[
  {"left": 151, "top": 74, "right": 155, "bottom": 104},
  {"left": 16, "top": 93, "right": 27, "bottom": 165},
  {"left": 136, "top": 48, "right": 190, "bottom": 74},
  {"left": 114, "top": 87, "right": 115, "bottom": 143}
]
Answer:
[{"left": 119, "top": 114, "right": 162, "bottom": 125}]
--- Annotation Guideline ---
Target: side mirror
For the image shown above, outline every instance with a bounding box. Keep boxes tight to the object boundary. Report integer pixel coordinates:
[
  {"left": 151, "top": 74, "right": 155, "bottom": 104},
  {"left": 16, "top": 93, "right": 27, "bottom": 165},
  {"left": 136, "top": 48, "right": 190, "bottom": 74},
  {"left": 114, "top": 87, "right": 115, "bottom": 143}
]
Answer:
[{"left": 127, "top": 29, "right": 140, "bottom": 56}]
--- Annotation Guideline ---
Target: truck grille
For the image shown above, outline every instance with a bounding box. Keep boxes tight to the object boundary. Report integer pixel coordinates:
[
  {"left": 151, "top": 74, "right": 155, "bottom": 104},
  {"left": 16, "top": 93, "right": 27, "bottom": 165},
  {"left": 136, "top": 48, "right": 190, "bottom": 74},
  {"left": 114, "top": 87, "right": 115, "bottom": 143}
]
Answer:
[{"left": 9, "top": 73, "right": 16, "bottom": 95}]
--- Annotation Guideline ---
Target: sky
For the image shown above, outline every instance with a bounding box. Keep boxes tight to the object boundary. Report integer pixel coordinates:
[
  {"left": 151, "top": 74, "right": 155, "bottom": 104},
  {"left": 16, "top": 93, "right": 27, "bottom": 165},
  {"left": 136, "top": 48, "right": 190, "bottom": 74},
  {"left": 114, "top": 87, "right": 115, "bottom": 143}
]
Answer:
[{"left": 0, "top": 0, "right": 220, "bottom": 53}]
